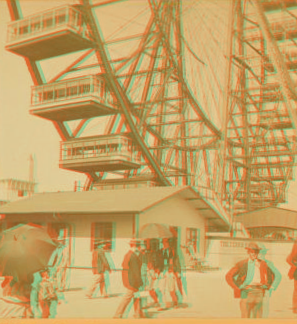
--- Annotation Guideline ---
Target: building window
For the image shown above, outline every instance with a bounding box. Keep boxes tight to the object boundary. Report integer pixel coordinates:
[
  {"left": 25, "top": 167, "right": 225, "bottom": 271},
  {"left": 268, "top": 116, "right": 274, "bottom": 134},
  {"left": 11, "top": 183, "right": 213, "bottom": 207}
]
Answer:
[
  {"left": 18, "top": 190, "right": 24, "bottom": 197},
  {"left": 91, "top": 222, "right": 115, "bottom": 252},
  {"left": 186, "top": 228, "right": 200, "bottom": 253}
]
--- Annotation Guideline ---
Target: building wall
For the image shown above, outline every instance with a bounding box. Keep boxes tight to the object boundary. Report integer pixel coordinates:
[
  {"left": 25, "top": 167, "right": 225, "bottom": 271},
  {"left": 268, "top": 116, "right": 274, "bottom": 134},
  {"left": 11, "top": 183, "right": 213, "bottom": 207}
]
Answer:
[
  {"left": 140, "top": 196, "right": 206, "bottom": 260},
  {"left": 63, "top": 213, "right": 134, "bottom": 268},
  {"left": 206, "top": 236, "right": 295, "bottom": 275},
  {"left": 65, "top": 213, "right": 135, "bottom": 291},
  {"left": 2, "top": 212, "right": 134, "bottom": 291},
  {"left": 2, "top": 196, "right": 207, "bottom": 290}
]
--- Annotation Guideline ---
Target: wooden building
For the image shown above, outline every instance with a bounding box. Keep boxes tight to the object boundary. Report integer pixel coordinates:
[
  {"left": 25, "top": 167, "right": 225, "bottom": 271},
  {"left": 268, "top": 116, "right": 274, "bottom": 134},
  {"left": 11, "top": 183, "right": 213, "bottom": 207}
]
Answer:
[{"left": 0, "top": 186, "right": 230, "bottom": 290}]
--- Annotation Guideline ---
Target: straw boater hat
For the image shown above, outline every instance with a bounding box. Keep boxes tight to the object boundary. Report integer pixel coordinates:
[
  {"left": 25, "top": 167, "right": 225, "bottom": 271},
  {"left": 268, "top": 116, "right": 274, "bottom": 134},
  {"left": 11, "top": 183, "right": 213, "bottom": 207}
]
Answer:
[{"left": 245, "top": 242, "right": 262, "bottom": 251}]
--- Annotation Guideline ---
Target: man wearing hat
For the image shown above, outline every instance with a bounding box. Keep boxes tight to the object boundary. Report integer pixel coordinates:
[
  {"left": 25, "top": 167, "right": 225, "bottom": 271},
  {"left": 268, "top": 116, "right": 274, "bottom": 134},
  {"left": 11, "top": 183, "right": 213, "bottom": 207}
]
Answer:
[
  {"left": 114, "top": 238, "right": 145, "bottom": 319},
  {"left": 48, "top": 236, "right": 69, "bottom": 292},
  {"left": 86, "top": 241, "right": 111, "bottom": 298},
  {"left": 287, "top": 242, "right": 297, "bottom": 314},
  {"left": 226, "top": 242, "right": 278, "bottom": 318}
]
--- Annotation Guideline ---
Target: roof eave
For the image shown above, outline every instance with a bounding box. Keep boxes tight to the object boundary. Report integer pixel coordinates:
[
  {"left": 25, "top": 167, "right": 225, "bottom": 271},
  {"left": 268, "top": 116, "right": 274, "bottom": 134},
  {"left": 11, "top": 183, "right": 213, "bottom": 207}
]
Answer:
[{"left": 188, "top": 187, "right": 232, "bottom": 231}]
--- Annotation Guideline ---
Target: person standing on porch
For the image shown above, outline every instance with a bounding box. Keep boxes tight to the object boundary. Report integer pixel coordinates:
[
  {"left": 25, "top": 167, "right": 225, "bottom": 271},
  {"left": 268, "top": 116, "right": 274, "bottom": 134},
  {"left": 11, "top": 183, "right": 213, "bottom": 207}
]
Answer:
[
  {"left": 86, "top": 242, "right": 111, "bottom": 298},
  {"left": 114, "top": 238, "right": 145, "bottom": 319},
  {"left": 226, "top": 242, "right": 278, "bottom": 318}
]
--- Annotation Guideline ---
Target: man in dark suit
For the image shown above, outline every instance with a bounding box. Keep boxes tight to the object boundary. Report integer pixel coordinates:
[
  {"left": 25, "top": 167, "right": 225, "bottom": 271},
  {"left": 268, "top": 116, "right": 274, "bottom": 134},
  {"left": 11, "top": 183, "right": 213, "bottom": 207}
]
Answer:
[
  {"left": 86, "top": 241, "right": 111, "bottom": 298},
  {"left": 287, "top": 242, "right": 297, "bottom": 314},
  {"left": 114, "top": 238, "right": 145, "bottom": 319},
  {"left": 226, "top": 242, "right": 278, "bottom": 318}
]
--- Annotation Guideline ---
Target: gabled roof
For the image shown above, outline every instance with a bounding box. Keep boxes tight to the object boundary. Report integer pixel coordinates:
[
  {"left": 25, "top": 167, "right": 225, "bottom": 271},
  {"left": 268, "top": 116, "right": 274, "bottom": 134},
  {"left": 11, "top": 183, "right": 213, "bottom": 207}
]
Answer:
[
  {"left": 236, "top": 207, "right": 297, "bottom": 229},
  {"left": 0, "top": 186, "right": 231, "bottom": 231},
  {"left": 0, "top": 186, "right": 183, "bottom": 214}
]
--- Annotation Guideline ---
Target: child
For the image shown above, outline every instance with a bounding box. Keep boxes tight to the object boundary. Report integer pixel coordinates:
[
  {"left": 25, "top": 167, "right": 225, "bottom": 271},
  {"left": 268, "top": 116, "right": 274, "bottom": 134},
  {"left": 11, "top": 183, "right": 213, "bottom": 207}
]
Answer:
[{"left": 38, "top": 269, "right": 59, "bottom": 318}]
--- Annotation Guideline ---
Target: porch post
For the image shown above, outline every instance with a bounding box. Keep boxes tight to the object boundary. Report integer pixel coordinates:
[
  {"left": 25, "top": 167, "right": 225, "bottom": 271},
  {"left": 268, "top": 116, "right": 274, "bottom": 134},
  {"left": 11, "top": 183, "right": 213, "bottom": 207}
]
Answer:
[{"left": 133, "top": 213, "right": 139, "bottom": 238}]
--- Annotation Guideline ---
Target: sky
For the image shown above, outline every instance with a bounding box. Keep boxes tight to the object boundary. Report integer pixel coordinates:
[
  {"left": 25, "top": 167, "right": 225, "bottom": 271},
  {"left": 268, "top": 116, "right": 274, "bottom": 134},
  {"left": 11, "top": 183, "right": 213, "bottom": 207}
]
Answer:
[
  {"left": 0, "top": 0, "right": 151, "bottom": 193},
  {"left": 0, "top": 0, "right": 297, "bottom": 211},
  {"left": 0, "top": 0, "right": 88, "bottom": 192}
]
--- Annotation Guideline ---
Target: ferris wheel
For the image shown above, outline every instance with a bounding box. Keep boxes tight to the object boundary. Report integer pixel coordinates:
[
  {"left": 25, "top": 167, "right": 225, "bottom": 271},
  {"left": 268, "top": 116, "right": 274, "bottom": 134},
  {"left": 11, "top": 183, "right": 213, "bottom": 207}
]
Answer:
[{"left": 5, "top": 0, "right": 297, "bottom": 217}]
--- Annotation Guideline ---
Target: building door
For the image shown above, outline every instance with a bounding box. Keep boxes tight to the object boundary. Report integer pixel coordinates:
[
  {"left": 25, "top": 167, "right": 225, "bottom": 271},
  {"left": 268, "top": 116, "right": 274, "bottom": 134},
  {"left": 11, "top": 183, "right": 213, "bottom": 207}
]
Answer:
[{"left": 186, "top": 228, "right": 200, "bottom": 254}]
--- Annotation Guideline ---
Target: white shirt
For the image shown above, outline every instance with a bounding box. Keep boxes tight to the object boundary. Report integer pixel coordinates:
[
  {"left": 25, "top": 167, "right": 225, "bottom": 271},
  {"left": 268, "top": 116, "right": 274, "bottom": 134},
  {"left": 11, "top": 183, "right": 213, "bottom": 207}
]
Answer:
[
  {"left": 240, "top": 258, "right": 262, "bottom": 289},
  {"left": 250, "top": 259, "right": 261, "bottom": 285}
]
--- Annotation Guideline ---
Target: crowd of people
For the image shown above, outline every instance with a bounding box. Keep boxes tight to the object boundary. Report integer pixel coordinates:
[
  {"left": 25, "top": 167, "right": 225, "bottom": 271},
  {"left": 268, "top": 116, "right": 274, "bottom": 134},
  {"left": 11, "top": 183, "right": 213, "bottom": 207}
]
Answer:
[
  {"left": 79, "top": 238, "right": 297, "bottom": 319},
  {"left": 1, "top": 235, "right": 297, "bottom": 319},
  {"left": 0, "top": 235, "right": 185, "bottom": 319},
  {"left": 113, "top": 237, "right": 184, "bottom": 318},
  {"left": 86, "top": 237, "right": 185, "bottom": 318}
]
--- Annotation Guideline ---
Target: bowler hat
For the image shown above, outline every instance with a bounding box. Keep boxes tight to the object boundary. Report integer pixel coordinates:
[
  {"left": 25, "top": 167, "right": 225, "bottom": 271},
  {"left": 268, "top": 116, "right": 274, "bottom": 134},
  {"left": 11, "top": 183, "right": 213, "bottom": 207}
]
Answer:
[{"left": 245, "top": 242, "right": 262, "bottom": 251}]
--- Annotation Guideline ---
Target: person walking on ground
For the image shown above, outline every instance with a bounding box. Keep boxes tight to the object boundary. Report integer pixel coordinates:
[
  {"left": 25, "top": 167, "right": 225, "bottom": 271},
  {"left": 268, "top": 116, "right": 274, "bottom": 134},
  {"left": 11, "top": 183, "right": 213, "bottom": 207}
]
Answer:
[
  {"left": 38, "top": 268, "right": 59, "bottom": 318},
  {"left": 48, "top": 238, "right": 69, "bottom": 292},
  {"left": 156, "top": 238, "right": 181, "bottom": 310},
  {"left": 114, "top": 238, "right": 145, "bottom": 319},
  {"left": 287, "top": 242, "right": 297, "bottom": 314},
  {"left": 143, "top": 239, "right": 160, "bottom": 308},
  {"left": 226, "top": 242, "right": 278, "bottom": 318},
  {"left": 86, "top": 242, "right": 112, "bottom": 298}
]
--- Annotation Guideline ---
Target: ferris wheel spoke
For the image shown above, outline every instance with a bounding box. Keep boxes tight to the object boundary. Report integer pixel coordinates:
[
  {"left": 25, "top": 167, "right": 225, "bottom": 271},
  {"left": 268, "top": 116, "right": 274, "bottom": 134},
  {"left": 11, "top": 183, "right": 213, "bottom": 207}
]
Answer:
[
  {"left": 97, "top": 0, "right": 221, "bottom": 186},
  {"left": 49, "top": 49, "right": 95, "bottom": 83},
  {"left": 52, "top": 122, "right": 72, "bottom": 141},
  {"left": 79, "top": 0, "right": 172, "bottom": 186},
  {"left": 120, "top": 22, "right": 157, "bottom": 90},
  {"left": 148, "top": 0, "right": 221, "bottom": 138},
  {"left": 71, "top": 119, "right": 91, "bottom": 138}
]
